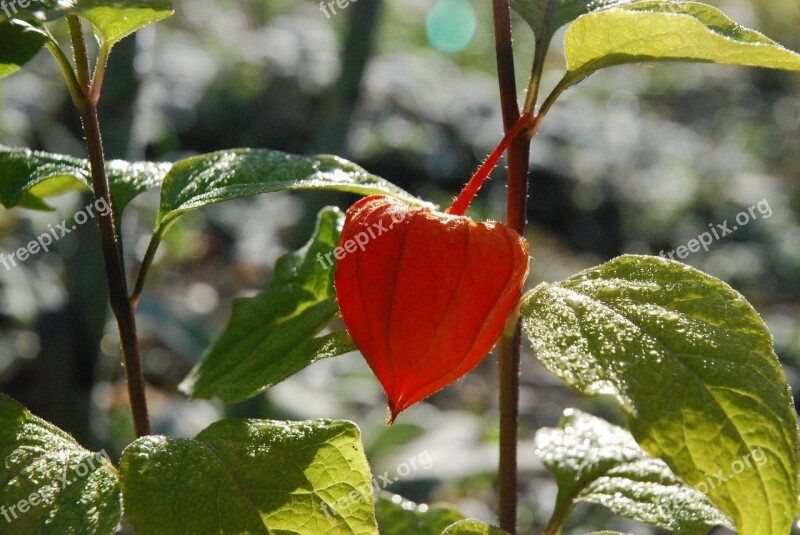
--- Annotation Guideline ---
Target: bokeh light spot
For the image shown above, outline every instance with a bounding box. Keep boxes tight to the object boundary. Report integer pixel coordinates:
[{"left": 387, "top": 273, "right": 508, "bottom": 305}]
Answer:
[{"left": 426, "top": 0, "right": 477, "bottom": 54}]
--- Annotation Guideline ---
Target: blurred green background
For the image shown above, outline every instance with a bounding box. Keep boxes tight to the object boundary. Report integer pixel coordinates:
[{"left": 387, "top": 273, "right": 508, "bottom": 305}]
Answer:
[{"left": 1, "top": 0, "right": 799, "bottom": 533}]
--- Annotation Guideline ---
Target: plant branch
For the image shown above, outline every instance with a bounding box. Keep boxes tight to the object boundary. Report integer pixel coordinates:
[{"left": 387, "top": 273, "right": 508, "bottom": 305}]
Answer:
[
  {"left": 523, "top": 40, "right": 547, "bottom": 115},
  {"left": 90, "top": 42, "right": 112, "bottom": 104},
  {"left": 67, "top": 16, "right": 151, "bottom": 437},
  {"left": 522, "top": 0, "right": 556, "bottom": 115},
  {"left": 537, "top": 74, "right": 578, "bottom": 123},
  {"left": 68, "top": 16, "right": 92, "bottom": 90},
  {"left": 492, "top": 1, "right": 531, "bottom": 533},
  {"left": 45, "top": 41, "right": 85, "bottom": 108},
  {"left": 130, "top": 229, "right": 164, "bottom": 308},
  {"left": 543, "top": 496, "right": 576, "bottom": 535}
]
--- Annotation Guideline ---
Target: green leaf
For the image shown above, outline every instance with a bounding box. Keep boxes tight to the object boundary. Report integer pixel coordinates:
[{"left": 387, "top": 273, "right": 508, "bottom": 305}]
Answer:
[
  {"left": 521, "top": 255, "right": 799, "bottom": 534},
  {"left": 17, "top": 191, "right": 56, "bottom": 210},
  {"left": 120, "top": 418, "right": 378, "bottom": 535},
  {"left": 181, "top": 207, "right": 356, "bottom": 403},
  {"left": 72, "top": 0, "right": 173, "bottom": 46},
  {"left": 0, "top": 0, "right": 172, "bottom": 42},
  {"left": 105, "top": 158, "right": 171, "bottom": 213},
  {"left": 562, "top": 1, "right": 800, "bottom": 87},
  {"left": 0, "top": 147, "right": 87, "bottom": 210},
  {"left": 0, "top": 145, "right": 171, "bottom": 215},
  {"left": 536, "top": 408, "right": 732, "bottom": 533},
  {"left": 156, "top": 148, "right": 429, "bottom": 237},
  {"left": 0, "top": 20, "right": 49, "bottom": 80},
  {"left": 376, "top": 493, "right": 465, "bottom": 535},
  {"left": 0, "top": 394, "right": 121, "bottom": 534},
  {"left": 511, "top": 0, "right": 629, "bottom": 48},
  {"left": 440, "top": 520, "right": 510, "bottom": 535}
]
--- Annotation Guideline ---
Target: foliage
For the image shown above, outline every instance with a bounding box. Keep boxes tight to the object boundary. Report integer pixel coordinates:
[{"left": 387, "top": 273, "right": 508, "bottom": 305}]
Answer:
[
  {"left": 441, "top": 520, "right": 511, "bottom": 535},
  {"left": 522, "top": 255, "right": 798, "bottom": 532},
  {"left": 0, "top": 21, "right": 49, "bottom": 79},
  {"left": 561, "top": 1, "right": 800, "bottom": 87},
  {"left": 535, "top": 408, "right": 732, "bottom": 533},
  {"left": 0, "top": 395, "right": 121, "bottom": 535},
  {"left": 181, "top": 207, "right": 355, "bottom": 403},
  {"left": 375, "top": 493, "right": 465, "bottom": 535},
  {"left": 0, "top": 145, "right": 170, "bottom": 213},
  {"left": 120, "top": 419, "right": 377, "bottom": 534},
  {"left": 0, "top": 0, "right": 798, "bottom": 533}
]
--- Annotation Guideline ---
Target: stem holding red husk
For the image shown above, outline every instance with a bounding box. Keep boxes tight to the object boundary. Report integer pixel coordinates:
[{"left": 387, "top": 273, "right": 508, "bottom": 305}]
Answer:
[{"left": 446, "top": 113, "right": 533, "bottom": 217}]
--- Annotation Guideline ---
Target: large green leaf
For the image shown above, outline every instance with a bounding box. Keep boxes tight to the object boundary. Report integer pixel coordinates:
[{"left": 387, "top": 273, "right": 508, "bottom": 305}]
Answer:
[
  {"left": 0, "top": 20, "right": 49, "bottom": 80},
  {"left": 441, "top": 520, "right": 510, "bottom": 535},
  {"left": 0, "top": 394, "right": 121, "bottom": 534},
  {"left": 120, "top": 418, "right": 378, "bottom": 534},
  {"left": 0, "top": 0, "right": 173, "bottom": 38},
  {"left": 562, "top": 1, "right": 800, "bottom": 87},
  {"left": 0, "top": 147, "right": 87, "bottom": 210},
  {"left": 511, "top": 0, "right": 629, "bottom": 48},
  {"left": 0, "top": 145, "right": 171, "bottom": 215},
  {"left": 536, "top": 408, "right": 732, "bottom": 533},
  {"left": 72, "top": 0, "right": 173, "bottom": 46},
  {"left": 376, "top": 493, "right": 464, "bottom": 535},
  {"left": 0, "top": 0, "right": 171, "bottom": 44},
  {"left": 156, "top": 148, "right": 429, "bottom": 237},
  {"left": 521, "top": 255, "right": 799, "bottom": 534},
  {"left": 181, "top": 207, "right": 356, "bottom": 403}
]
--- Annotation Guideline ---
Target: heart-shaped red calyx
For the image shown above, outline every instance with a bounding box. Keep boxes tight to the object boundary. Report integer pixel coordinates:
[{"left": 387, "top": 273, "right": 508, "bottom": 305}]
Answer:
[{"left": 334, "top": 195, "right": 529, "bottom": 421}]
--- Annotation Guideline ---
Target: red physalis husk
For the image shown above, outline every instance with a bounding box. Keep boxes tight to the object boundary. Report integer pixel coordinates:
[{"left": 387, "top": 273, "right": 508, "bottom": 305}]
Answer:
[
  {"left": 335, "top": 114, "right": 532, "bottom": 423},
  {"left": 335, "top": 197, "right": 529, "bottom": 422}
]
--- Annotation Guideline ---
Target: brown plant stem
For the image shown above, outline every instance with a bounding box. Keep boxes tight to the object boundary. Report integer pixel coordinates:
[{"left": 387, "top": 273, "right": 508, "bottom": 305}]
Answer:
[
  {"left": 491, "top": 1, "right": 531, "bottom": 533},
  {"left": 67, "top": 16, "right": 151, "bottom": 437}
]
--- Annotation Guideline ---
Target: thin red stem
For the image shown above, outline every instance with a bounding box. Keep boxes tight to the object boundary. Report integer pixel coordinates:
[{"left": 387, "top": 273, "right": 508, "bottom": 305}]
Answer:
[{"left": 445, "top": 113, "right": 532, "bottom": 217}]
